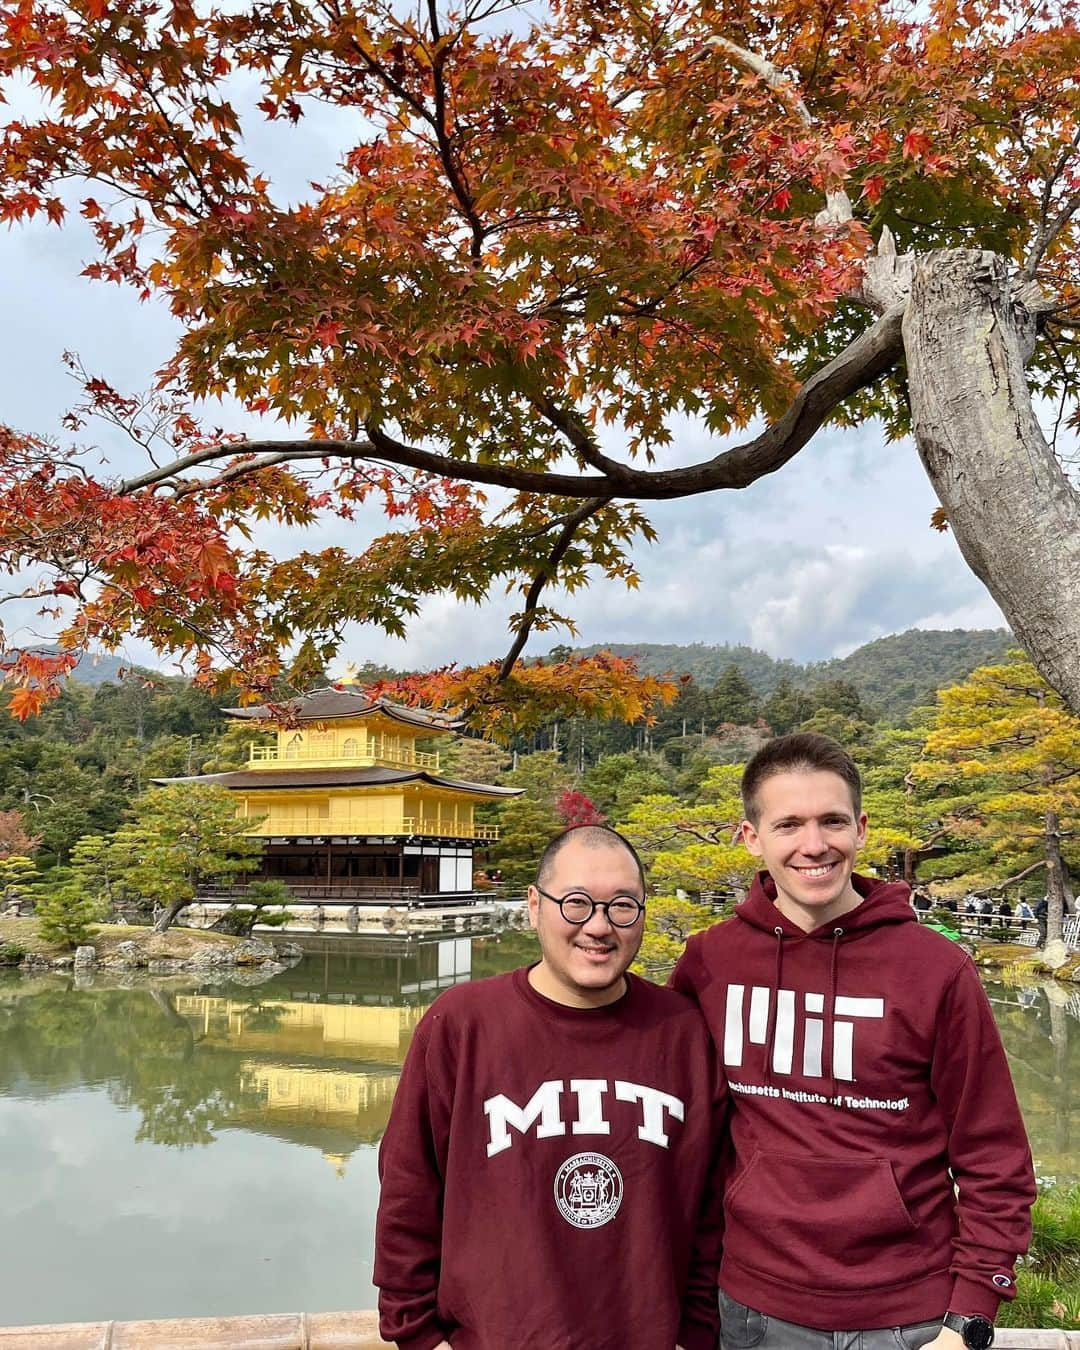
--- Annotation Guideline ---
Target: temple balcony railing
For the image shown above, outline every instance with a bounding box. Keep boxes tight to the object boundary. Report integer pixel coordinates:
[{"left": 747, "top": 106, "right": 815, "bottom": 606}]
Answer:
[
  {"left": 402, "top": 816, "right": 500, "bottom": 841},
  {"left": 193, "top": 882, "right": 496, "bottom": 906},
  {"left": 247, "top": 744, "right": 441, "bottom": 771},
  {"left": 240, "top": 813, "right": 499, "bottom": 841}
]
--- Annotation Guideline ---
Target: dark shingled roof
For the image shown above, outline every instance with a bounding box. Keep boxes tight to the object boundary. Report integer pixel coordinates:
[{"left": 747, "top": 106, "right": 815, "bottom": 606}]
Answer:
[
  {"left": 223, "top": 688, "right": 461, "bottom": 731},
  {"left": 151, "top": 765, "right": 521, "bottom": 797}
]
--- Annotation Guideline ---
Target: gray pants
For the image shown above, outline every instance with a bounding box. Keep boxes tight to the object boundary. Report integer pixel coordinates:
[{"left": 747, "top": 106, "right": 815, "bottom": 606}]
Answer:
[{"left": 719, "top": 1290, "right": 943, "bottom": 1350}]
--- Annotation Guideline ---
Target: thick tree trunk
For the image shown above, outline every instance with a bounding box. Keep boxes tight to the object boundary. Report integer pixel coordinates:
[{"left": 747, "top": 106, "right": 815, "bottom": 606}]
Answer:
[
  {"left": 902, "top": 848, "right": 916, "bottom": 885},
  {"left": 1044, "top": 809, "right": 1068, "bottom": 945},
  {"left": 903, "top": 250, "right": 1080, "bottom": 716},
  {"left": 152, "top": 896, "right": 191, "bottom": 934}
]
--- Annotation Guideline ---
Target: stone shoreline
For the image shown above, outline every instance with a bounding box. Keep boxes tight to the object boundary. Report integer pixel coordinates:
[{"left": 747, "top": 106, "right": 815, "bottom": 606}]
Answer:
[
  {"left": 10, "top": 931, "right": 304, "bottom": 980},
  {"left": 972, "top": 938, "right": 1080, "bottom": 982}
]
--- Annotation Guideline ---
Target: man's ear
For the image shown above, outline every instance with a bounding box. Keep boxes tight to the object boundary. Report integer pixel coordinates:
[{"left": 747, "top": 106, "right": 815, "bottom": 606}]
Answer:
[
  {"left": 527, "top": 884, "right": 541, "bottom": 930},
  {"left": 856, "top": 812, "right": 868, "bottom": 849},
  {"left": 740, "top": 819, "right": 763, "bottom": 858}
]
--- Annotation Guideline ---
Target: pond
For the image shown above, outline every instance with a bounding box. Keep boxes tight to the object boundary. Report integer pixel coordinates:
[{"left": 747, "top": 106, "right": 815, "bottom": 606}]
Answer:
[{"left": 0, "top": 935, "right": 1075, "bottom": 1329}]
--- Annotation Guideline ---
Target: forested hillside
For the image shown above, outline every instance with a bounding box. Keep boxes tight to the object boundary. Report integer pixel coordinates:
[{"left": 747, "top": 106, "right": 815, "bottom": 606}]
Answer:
[{"left": 568, "top": 628, "right": 1013, "bottom": 720}]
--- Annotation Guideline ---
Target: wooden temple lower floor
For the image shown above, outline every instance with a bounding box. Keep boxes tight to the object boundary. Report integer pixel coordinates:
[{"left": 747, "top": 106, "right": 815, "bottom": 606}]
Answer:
[{"left": 198, "top": 835, "right": 499, "bottom": 909}]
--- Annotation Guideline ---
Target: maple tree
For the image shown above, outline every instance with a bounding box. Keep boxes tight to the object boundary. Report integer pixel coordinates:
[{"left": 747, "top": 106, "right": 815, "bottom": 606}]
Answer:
[
  {"left": 555, "top": 787, "right": 606, "bottom": 828},
  {"left": 0, "top": 807, "right": 41, "bottom": 859},
  {"left": 0, "top": 0, "right": 1078, "bottom": 730}
]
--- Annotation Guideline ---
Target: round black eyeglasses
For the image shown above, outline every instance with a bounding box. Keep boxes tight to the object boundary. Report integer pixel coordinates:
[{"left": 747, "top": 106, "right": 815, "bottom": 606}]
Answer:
[{"left": 535, "top": 886, "right": 645, "bottom": 927}]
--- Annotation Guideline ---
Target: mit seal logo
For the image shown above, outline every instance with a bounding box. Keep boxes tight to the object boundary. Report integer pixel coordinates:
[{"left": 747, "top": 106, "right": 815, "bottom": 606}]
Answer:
[{"left": 553, "top": 1152, "right": 623, "bottom": 1229}]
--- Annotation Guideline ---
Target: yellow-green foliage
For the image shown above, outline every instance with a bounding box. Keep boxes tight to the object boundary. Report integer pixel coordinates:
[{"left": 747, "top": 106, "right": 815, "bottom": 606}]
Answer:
[
  {"left": 0, "top": 854, "right": 37, "bottom": 900},
  {"left": 635, "top": 893, "right": 721, "bottom": 977},
  {"left": 620, "top": 765, "right": 756, "bottom": 896},
  {"left": 914, "top": 653, "right": 1080, "bottom": 890}
]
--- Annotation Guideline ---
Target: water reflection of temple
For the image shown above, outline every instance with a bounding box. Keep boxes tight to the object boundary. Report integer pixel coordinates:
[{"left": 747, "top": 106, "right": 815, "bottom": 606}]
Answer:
[{"left": 170, "top": 932, "right": 534, "bottom": 1174}]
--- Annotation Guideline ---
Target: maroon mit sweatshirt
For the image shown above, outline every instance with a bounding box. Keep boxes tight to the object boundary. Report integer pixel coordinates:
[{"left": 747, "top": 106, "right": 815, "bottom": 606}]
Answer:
[
  {"left": 671, "top": 872, "right": 1035, "bottom": 1330},
  {"left": 374, "top": 966, "right": 724, "bottom": 1350}
]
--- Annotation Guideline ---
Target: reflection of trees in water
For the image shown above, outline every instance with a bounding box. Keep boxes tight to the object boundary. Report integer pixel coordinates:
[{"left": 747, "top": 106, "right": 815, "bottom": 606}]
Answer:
[
  {"left": 232, "top": 999, "right": 290, "bottom": 1034},
  {"left": 987, "top": 981, "right": 1075, "bottom": 1178},
  {"left": 0, "top": 983, "right": 263, "bottom": 1149},
  {"left": 1047, "top": 990, "right": 1071, "bottom": 1164}
]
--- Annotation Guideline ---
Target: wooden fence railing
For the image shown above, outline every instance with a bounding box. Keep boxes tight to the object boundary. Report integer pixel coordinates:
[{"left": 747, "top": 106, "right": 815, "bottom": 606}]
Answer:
[{"left": 2, "top": 1313, "right": 1077, "bottom": 1349}]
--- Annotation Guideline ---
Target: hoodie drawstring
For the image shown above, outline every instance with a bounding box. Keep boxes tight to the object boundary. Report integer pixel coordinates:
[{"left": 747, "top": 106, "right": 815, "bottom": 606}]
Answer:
[
  {"left": 763, "top": 926, "right": 785, "bottom": 1085},
  {"left": 827, "top": 927, "right": 843, "bottom": 1099}
]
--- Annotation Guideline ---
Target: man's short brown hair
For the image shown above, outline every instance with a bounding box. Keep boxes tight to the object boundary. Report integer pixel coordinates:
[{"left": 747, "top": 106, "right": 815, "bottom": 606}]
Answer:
[{"left": 741, "top": 732, "right": 862, "bottom": 825}]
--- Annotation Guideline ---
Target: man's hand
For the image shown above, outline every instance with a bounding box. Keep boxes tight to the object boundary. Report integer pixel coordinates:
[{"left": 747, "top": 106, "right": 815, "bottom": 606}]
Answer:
[{"left": 920, "top": 1330, "right": 964, "bottom": 1350}]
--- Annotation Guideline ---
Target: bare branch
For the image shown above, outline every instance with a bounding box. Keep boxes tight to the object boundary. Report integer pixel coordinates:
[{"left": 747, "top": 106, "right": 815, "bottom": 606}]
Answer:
[
  {"left": 1021, "top": 123, "right": 1080, "bottom": 281},
  {"left": 496, "top": 496, "right": 610, "bottom": 681},
  {"left": 704, "top": 36, "right": 853, "bottom": 227},
  {"left": 970, "top": 859, "right": 1047, "bottom": 895}
]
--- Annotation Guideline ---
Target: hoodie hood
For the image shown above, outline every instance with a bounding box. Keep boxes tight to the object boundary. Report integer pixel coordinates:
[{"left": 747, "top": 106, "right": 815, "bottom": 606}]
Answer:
[{"left": 737, "top": 870, "right": 915, "bottom": 940}]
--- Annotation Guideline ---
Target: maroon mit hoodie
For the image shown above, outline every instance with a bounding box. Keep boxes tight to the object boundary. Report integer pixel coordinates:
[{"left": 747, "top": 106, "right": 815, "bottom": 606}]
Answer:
[
  {"left": 374, "top": 966, "right": 724, "bottom": 1350},
  {"left": 671, "top": 872, "right": 1035, "bottom": 1331}
]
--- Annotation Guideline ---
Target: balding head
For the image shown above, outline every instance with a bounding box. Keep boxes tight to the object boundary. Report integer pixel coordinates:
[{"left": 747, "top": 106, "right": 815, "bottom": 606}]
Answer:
[{"left": 536, "top": 825, "right": 646, "bottom": 894}]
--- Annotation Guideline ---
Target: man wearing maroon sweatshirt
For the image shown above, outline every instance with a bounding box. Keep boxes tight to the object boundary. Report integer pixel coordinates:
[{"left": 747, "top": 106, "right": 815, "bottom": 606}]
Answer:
[
  {"left": 671, "top": 732, "right": 1036, "bottom": 1350},
  {"left": 375, "top": 825, "right": 724, "bottom": 1350}
]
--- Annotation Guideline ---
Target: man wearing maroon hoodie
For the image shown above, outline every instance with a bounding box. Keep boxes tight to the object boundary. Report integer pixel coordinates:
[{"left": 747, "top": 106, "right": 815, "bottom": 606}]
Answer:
[
  {"left": 375, "top": 825, "right": 724, "bottom": 1349},
  {"left": 671, "top": 732, "right": 1035, "bottom": 1350}
]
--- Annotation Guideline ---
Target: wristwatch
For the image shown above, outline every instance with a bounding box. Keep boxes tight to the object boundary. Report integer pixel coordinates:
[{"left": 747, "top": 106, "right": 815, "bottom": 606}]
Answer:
[{"left": 943, "top": 1313, "right": 995, "bottom": 1348}]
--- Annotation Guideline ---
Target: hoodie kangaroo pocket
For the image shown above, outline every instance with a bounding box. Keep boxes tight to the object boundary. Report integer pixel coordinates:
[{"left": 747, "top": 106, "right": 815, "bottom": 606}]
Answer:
[{"left": 725, "top": 1151, "right": 919, "bottom": 1290}]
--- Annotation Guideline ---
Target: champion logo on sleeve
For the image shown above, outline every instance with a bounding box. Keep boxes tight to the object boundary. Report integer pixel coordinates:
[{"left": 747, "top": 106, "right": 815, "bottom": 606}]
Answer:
[{"left": 992, "top": 1273, "right": 1013, "bottom": 1289}]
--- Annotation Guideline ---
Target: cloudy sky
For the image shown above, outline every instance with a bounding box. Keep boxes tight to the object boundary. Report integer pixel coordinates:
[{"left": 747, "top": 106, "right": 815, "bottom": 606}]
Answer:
[{"left": 0, "top": 84, "right": 1009, "bottom": 677}]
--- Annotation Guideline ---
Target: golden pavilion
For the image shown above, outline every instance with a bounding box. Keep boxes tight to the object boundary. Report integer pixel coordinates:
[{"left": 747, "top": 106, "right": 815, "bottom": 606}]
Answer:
[{"left": 161, "top": 688, "right": 519, "bottom": 907}]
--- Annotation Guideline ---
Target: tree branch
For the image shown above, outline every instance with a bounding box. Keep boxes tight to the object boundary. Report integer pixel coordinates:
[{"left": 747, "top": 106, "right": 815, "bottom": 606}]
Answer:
[
  {"left": 1021, "top": 123, "right": 1080, "bottom": 281},
  {"left": 704, "top": 36, "right": 853, "bottom": 227},
  {"left": 123, "top": 304, "right": 904, "bottom": 501},
  {"left": 971, "top": 859, "right": 1047, "bottom": 895},
  {"left": 496, "top": 496, "right": 610, "bottom": 682}
]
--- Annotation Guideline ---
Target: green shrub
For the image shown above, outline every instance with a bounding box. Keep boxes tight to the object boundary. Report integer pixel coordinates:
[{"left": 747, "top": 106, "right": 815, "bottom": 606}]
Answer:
[
  {"left": 211, "top": 879, "right": 293, "bottom": 937},
  {"left": 0, "top": 941, "right": 26, "bottom": 965},
  {"left": 998, "top": 1184, "right": 1080, "bottom": 1330},
  {"left": 35, "top": 881, "right": 101, "bottom": 949}
]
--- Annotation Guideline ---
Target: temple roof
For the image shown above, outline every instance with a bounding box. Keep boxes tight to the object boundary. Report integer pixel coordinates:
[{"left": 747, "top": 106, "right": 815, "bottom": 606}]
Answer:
[
  {"left": 223, "top": 688, "right": 462, "bottom": 731},
  {"left": 151, "top": 765, "right": 521, "bottom": 797}
]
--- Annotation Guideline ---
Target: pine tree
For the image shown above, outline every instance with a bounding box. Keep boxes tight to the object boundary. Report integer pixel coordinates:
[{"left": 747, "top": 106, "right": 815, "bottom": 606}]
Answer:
[
  {"left": 914, "top": 655, "right": 1080, "bottom": 944},
  {"left": 35, "top": 878, "right": 101, "bottom": 949},
  {"left": 494, "top": 797, "right": 562, "bottom": 894},
  {"left": 762, "top": 678, "right": 814, "bottom": 736},
  {"left": 621, "top": 765, "right": 755, "bottom": 897},
  {"left": 114, "top": 785, "right": 266, "bottom": 933},
  {"left": 709, "top": 665, "right": 760, "bottom": 728}
]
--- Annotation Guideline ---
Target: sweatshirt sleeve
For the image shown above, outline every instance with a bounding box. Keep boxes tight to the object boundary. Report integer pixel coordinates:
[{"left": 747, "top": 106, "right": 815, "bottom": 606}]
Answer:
[
  {"left": 668, "top": 934, "right": 705, "bottom": 1001},
  {"left": 374, "top": 1014, "right": 454, "bottom": 1350},
  {"left": 677, "top": 1084, "right": 729, "bottom": 1350},
  {"left": 929, "top": 959, "right": 1036, "bottom": 1320},
  {"left": 669, "top": 950, "right": 726, "bottom": 1350}
]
